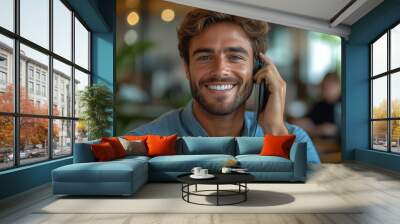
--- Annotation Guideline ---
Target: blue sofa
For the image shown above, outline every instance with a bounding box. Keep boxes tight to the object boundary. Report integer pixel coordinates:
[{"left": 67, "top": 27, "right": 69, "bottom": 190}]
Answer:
[{"left": 52, "top": 137, "right": 307, "bottom": 196}]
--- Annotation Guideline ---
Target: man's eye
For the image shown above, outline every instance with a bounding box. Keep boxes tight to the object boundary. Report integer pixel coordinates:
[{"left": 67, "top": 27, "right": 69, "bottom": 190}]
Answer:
[
  {"left": 228, "top": 55, "right": 244, "bottom": 61},
  {"left": 197, "top": 55, "right": 211, "bottom": 61}
]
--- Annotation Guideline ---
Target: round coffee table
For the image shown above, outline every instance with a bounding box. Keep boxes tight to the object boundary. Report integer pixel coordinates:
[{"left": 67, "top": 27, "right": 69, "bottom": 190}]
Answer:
[{"left": 177, "top": 172, "right": 255, "bottom": 206}]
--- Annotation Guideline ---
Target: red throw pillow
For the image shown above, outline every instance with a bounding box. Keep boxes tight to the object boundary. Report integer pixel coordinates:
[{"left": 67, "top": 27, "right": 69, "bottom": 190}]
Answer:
[
  {"left": 146, "top": 134, "right": 177, "bottom": 157},
  {"left": 123, "top": 135, "right": 148, "bottom": 142},
  {"left": 91, "top": 142, "right": 117, "bottom": 161},
  {"left": 259, "top": 134, "right": 296, "bottom": 159},
  {"left": 101, "top": 137, "right": 126, "bottom": 158}
]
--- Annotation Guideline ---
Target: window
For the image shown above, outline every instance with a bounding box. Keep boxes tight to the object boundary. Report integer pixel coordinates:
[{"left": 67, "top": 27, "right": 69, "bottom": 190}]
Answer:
[
  {"left": 53, "top": 0, "right": 72, "bottom": 60},
  {"left": 28, "top": 67, "right": 34, "bottom": 80},
  {"left": 35, "top": 70, "right": 41, "bottom": 81},
  {"left": 74, "top": 17, "right": 90, "bottom": 70},
  {"left": 41, "top": 73, "right": 46, "bottom": 83},
  {"left": 0, "top": 0, "right": 91, "bottom": 170},
  {"left": 370, "top": 23, "right": 400, "bottom": 154},
  {"left": 0, "top": 54, "right": 7, "bottom": 87},
  {"left": 0, "top": 0, "right": 14, "bottom": 32},
  {"left": 20, "top": 0, "right": 49, "bottom": 49},
  {"left": 0, "top": 34, "right": 13, "bottom": 113},
  {"left": 0, "top": 71, "right": 6, "bottom": 85},
  {"left": 28, "top": 81, "right": 34, "bottom": 94},
  {"left": 0, "top": 55, "right": 7, "bottom": 67},
  {"left": 36, "top": 83, "right": 40, "bottom": 95},
  {"left": 53, "top": 59, "right": 72, "bottom": 117},
  {"left": 42, "top": 85, "right": 46, "bottom": 97}
]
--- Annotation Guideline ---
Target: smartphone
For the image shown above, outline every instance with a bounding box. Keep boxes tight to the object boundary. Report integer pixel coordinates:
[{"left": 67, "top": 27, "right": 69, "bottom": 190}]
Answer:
[{"left": 253, "top": 58, "right": 269, "bottom": 122}]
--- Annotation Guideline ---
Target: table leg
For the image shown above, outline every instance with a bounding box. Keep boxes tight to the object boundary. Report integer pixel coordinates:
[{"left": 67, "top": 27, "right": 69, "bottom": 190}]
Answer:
[
  {"left": 187, "top": 184, "right": 190, "bottom": 202},
  {"left": 245, "top": 183, "right": 247, "bottom": 201},
  {"left": 181, "top": 184, "right": 183, "bottom": 199},
  {"left": 195, "top": 184, "right": 197, "bottom": 192},
  {"left": 217, "top": 184, "right": 219, "bottom": 206}
]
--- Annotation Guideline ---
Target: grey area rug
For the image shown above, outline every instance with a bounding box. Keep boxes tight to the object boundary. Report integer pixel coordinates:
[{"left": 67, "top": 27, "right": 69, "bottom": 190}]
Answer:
[{"left": 37, "top": 183, "right": 362, "bottom": 214}]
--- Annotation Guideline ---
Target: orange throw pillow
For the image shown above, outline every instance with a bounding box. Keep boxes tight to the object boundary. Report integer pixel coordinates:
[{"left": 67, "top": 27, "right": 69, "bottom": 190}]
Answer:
[
  {"left": 101, "top": 137, "right": 126, "bottom": 158},
  {"left": 91, "top": 142, "right": 117, "bottom": 161},
  {"left": 259, "top": 134, "right": 296, "bottom": 159},
  {"left": 146, "top": 134, "right": 177, "bottom": 157},
  {"left": 123, "top": 135, "right": 148, "bottom": 142}
]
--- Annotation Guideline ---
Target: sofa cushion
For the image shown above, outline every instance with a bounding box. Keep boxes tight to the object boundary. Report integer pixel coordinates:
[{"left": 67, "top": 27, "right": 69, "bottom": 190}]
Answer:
[
  {"left": 147, "top": 134, "right": 177, "bottom": 157},
  {"left": 235, "top": 137, "right": 264, "bottom": 155},
  {"left": 91, "top": 142, "right": 118, "bottom": 162},
  {"left": 52, "top": 158, "right": 147, "bottom": 183},
  {"left": 178, "top": 137, "right": 235, "bottom": 155},
  {"left": 114, "top": 155, "right": 150, "bottom": 163},
  {"left": 260, "top": 134, "right": 296, "bottom": 159},
  {"left": 101, "top": 137, "right": 127, "bottom": 158},
  {"left": 236, "top": 155, "right": 293, "bottom": 172},
  {"left": 73, "top": 140, "right": 100, "bottom": 163},
  {"left": 118, "top": 137, "right": 147, "bottom": 156},
  {"left": 148, "top": 154, "right": 235, "bottom": 172}
]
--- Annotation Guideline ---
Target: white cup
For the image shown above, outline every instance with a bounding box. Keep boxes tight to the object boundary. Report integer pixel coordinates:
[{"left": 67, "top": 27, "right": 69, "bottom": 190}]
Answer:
[
  {"left": 191, "top": 167, "right": 202, "bottom": 176},
  {"left": 200, "top": 169, "right": 208, "bottom": 176},
  {"left": 221, "top": 167, "right": 232, "bottom": 174}
]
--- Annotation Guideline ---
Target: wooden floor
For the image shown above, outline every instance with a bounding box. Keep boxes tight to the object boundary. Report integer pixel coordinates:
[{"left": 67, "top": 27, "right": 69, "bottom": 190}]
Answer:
[{"left": 1, "top": 162, "right": 400, "bottom": 224}]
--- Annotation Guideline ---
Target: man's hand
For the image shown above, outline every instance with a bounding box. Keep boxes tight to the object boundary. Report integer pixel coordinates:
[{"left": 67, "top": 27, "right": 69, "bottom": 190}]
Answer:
[{"left": 253, "top": 53, "right": 288, "bottom": 135}]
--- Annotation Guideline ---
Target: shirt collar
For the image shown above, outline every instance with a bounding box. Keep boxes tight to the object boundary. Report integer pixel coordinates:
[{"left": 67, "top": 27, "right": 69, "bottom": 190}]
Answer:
[
  {"left": 181, "top": 100, "right": 258, "bottom": 137},
  {"left": 181, "top": 100, "right": 209, "bottom": 136}
]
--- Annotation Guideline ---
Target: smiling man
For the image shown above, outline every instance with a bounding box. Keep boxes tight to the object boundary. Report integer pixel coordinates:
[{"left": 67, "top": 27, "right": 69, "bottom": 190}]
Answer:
[{"left": 128, "top": 9, "right": 320, "bottom": 163}]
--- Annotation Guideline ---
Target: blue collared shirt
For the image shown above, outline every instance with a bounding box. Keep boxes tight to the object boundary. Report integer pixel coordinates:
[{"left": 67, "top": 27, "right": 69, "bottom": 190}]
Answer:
[{"left": 128, "top": 100, "right": 320, "bottom": 163}]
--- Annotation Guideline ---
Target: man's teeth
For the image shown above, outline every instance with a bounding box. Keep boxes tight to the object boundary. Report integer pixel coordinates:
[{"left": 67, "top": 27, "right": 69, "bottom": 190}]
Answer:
[{"left": 207, "top": 84, "right": 234, "bottom": 91}]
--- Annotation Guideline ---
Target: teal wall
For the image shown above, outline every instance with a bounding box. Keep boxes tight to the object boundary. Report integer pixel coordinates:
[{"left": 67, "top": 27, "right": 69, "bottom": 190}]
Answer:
[
  {"left": 91, "top": 0, "right": 115, "bottom": 136},
  {"left": 343, "top": 0, "right": 400, "bottom": 171},
  {"left": 0, "top": 0, "right": 115, "bottom": 200},
  {"left": 0, "top": 158, "right": 72, "bottom": 199}
]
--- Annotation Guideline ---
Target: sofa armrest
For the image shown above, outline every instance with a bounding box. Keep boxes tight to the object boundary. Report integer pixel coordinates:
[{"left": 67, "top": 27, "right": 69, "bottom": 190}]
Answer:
[
  {"left": 289, "top": 142, "right": 307, "bottom": 181},
  {"left": 73, "top": 140, "right": 100, "bottom": 163}
]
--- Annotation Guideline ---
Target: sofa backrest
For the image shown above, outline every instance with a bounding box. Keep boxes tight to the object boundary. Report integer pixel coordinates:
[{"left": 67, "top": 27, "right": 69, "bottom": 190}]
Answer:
[
  {"left": 235, "top": 137, "right": 264, "bottom": 155},
  {"left": 177, "top": 137, "right": 236, "bottom": 155},
  {"left": 73, "top": 139, "right": 100, "bottom": 163},
  {"left": 74, "top": 136, "right": 305, "bottom": 162}
]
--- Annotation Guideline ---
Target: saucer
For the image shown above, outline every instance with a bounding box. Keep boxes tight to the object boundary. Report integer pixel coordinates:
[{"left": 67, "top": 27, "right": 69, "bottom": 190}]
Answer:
[{"left": 190, "top": 174, "right": 215, "bottom": 179}]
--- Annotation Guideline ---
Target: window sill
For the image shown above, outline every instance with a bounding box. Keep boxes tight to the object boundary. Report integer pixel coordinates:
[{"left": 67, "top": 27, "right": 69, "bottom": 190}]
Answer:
[{"left": 0, "top": 156, "right": 72, "bottom": 176}]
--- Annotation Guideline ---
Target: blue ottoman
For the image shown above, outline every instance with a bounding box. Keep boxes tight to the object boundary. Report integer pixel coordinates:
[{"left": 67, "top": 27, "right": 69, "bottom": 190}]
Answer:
[{"left": 52, "top": 156, "right": 148, "bottom": 196}]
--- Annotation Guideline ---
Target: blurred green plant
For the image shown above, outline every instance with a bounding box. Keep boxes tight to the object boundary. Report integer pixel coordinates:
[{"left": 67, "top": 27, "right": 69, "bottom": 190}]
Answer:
[
  {"left": 116, "top": 41, "right": 156, "bottom": 135},
  {"left": 79, "top": 84, "right": 113, "bottom": 140},
  {"left": 117, "top": 41, "right": 155, "bottom": 79}
]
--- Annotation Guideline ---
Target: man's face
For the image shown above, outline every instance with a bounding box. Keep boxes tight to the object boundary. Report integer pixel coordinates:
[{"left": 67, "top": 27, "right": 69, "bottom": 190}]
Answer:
[{"left": 186, "top": 22, "right": 254, "bottom": 116}]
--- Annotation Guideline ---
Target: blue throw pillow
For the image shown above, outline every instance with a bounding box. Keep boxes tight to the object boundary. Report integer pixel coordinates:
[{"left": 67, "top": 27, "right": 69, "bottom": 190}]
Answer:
[
  {"left": 235, "top": 137, "right": 264, "bottom": 155},
  {"left": 179, "top": 137, "right": 235, "bottom": 155}
]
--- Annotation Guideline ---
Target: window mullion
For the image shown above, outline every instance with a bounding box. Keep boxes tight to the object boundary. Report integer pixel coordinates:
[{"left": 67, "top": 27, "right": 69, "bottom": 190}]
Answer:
[
  {"left": 71, "top": 11, "right": 76, "bottom": 155},
  {"left": 387, "top": 30, "right": 391, "bottom": 152},
  {"left": 370, "top": 45, "right": 373, "bottom": 149},
  {"left": 13, "top": 0, "right": 20, "bottom": 167},
  {"left": 48, "top": 0, "right": 53, "bottom": 160}
]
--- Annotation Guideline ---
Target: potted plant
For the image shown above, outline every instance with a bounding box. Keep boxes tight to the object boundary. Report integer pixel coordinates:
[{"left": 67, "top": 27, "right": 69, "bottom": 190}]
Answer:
[{"left": 79, "top": 84, "right": 113, "bottom": 140}]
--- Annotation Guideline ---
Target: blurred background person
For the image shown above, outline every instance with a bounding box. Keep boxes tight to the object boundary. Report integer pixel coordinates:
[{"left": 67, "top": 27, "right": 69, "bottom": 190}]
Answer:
[{"left": 291, "top": 72, "right": 341, "bottom": 162}]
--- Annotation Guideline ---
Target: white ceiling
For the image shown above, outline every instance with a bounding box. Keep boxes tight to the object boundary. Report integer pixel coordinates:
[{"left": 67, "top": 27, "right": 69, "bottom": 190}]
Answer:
[
  {"left": 226, "top": 0, "right": 353, "bottom": 22},
  {"left": 165, "top": 0, "right": 384, "bottom": 38}
]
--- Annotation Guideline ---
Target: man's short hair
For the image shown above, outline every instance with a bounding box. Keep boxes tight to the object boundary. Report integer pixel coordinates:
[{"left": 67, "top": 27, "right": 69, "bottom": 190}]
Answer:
[{"left": 177, "top": 9, "right": 269, "bottom": 65}]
